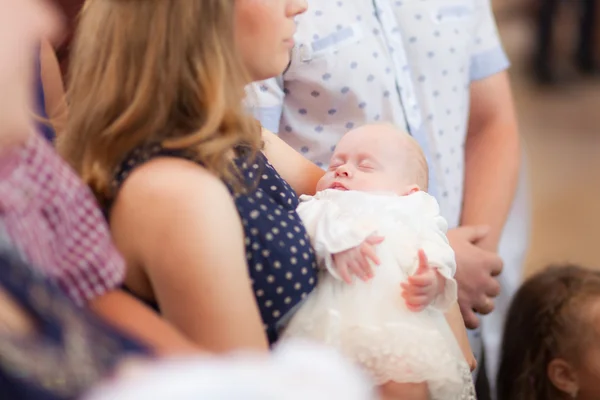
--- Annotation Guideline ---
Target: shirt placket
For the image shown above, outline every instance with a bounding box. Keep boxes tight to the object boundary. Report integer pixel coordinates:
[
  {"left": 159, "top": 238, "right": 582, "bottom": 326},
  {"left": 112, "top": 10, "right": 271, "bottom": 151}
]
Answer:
[
  {"left": 372, "top": 0, "right": 422, "bottom": 133},
  {"left": 372, "top": 0, "right": 440, "bottom": 199}
]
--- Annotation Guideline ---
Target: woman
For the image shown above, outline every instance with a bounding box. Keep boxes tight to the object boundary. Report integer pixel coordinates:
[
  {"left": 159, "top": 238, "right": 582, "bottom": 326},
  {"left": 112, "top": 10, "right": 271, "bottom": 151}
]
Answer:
[{"left": 59, "top": 0, "right": 324, "bottom": 351}]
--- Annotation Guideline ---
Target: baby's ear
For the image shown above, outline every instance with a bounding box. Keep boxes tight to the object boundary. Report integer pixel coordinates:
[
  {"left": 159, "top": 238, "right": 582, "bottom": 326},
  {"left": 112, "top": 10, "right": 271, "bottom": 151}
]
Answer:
[{"left": 404, "top": 184, "right": 420, "bottom": 195}]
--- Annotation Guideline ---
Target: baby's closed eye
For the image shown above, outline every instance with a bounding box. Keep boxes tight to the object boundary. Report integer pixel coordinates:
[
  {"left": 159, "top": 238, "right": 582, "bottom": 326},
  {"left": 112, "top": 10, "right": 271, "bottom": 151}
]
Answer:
[{"left": 358, "top": 161, "right": 376, "bottom": 171}]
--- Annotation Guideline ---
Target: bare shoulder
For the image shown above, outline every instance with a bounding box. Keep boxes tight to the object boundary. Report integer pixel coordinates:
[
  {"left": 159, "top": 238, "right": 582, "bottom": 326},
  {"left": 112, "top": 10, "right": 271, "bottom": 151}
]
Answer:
[
  {"left": 116, "top": 156, "right": 231, "bottom": 208},
  {"left": 110, "top": 156, "right": 239, "bottom": 265}
]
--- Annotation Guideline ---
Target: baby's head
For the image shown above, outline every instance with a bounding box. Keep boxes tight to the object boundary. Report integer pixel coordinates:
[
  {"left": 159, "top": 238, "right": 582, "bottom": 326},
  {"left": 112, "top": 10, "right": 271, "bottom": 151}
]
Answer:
[
  {"left": 497, "top": 265, "right": 600, "bottom": 400},
  {"left": 316, "top": 123, "right": 428, "bottom": 195}
]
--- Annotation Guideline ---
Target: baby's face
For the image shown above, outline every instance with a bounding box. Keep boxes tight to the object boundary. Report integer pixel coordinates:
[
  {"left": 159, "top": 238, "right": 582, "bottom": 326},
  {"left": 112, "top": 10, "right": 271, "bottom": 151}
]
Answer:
[{"left": 316, "top": 125, "right": 418, "bottom": 195}]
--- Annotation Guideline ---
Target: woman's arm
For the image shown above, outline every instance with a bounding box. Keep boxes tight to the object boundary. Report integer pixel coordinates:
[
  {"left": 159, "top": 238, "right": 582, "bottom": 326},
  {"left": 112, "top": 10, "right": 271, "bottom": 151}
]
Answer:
[
  {"left": 39, "top": 39, "right": 68, "bottom": 136},
  {"left": 88, "top": 289, "right": 200, "bottom": 355},
  {"left": 110, "top": 157, "right": 269, "bottom": 353},
  {"left": 444, "top": 303, "right": 477, "bottom": 371},
  {"left": 262, "top": 128, "right": 324, "bottom": 196}
]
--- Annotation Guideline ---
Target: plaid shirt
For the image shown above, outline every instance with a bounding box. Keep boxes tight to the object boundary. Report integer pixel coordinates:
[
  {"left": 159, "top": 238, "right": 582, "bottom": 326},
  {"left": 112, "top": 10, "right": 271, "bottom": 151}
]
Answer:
[{"left": 0, "top": 133, "right": 125, "bottom": 305}]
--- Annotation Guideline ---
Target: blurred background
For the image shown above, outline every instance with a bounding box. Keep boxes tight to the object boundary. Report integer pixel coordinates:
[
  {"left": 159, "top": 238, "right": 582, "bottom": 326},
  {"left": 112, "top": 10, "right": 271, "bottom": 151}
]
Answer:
[
  {"left": 492, "top": 0, "right": 600, "bottom": 278},
  {"left": 51, "top": 0, "right": 600, "bottom": 281}
]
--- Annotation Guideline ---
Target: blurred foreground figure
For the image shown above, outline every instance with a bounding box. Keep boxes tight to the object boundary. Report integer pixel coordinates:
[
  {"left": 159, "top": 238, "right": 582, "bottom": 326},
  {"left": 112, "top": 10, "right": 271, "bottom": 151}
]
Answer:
[
  {"left": 0, "top": 240, "right": 148, "bottom": 400},
  {"left": 85, "top": 340, "right": 376, "bottom": 400}
]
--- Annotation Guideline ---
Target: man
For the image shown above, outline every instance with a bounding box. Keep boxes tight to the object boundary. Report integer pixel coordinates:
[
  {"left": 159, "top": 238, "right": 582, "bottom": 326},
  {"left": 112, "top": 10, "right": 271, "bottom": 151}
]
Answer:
[{"left": 248, "top": 1, "right": 527, "bottom": 396}]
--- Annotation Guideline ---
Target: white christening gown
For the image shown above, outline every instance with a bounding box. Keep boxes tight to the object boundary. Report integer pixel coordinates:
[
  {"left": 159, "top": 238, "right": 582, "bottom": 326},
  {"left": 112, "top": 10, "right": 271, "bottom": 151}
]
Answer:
[{"left": 283, "top": 189, "right": 475, "bottom": 399}]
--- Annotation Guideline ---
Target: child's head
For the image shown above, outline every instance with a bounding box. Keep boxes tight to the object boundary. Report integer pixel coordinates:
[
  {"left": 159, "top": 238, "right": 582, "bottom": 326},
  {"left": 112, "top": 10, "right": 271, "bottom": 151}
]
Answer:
[
  {"left": 497, "top": 265, "right": 600, "bottom": 400},
  {"left": 0, "top": 0, "right": 60, "bottom": 141},
  {"left": 316, "top": 123, "right": 428, "bottom": 195}
]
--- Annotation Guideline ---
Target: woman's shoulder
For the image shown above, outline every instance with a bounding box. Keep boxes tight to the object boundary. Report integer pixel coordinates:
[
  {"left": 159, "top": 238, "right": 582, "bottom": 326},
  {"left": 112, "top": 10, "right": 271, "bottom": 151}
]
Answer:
[{"left": 115, "top": 156, "right": 233, "bottom": 218}]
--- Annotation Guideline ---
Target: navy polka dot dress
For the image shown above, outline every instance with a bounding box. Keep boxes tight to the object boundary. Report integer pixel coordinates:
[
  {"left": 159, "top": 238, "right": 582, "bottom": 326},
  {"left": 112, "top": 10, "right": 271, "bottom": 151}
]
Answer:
[{"left": 111, "top": 145, "right": 319, "bottom": 344}]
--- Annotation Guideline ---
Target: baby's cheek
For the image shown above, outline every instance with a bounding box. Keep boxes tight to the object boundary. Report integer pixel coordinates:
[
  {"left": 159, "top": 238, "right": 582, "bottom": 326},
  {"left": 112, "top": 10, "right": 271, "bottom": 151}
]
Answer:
[{"left": 316, "top": 175, "right": 330, "bottom": 192}]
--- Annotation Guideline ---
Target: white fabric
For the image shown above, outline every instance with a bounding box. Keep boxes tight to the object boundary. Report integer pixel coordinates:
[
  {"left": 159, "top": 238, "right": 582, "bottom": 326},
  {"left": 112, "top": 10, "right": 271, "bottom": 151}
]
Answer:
[
  {"left": 297, "top": 189, "right": 457, "bottom": 310},
  {"left": 285, "top": 189, "right": 474, "bottom": 399},
  {"left": 85, "top": 340, "right": 376, "bottom": 400}
]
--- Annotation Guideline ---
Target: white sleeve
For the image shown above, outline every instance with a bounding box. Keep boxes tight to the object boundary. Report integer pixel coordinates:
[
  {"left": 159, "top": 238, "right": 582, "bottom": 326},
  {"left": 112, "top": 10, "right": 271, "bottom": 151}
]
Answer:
[
  {"left": 244, "top": 77, "right": 285, "bottom": 133},
  {"left": 420, "top": 214, "right": 458, "bottom": 311},
  {"left": 469, "top": 0, "right": 510, "bottom": 81},
  {"left": 297, "top": 196, "right": 378, "bottom": 281}
]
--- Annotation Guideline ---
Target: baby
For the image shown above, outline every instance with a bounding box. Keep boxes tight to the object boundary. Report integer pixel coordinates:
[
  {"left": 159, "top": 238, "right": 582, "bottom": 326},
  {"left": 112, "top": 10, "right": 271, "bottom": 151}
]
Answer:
[{"left": 283, "top": 124, "right": 475, "bottom": 400}]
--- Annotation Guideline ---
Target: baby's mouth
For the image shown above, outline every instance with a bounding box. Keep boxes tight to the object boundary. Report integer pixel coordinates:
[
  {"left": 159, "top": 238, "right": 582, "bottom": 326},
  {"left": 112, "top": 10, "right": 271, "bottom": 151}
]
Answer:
[{"left": 330, "top": 182, "right": 348, "bottom": 191}]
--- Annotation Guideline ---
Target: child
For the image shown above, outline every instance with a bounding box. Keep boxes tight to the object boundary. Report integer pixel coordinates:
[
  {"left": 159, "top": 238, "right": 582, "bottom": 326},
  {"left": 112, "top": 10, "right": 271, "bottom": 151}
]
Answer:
[
  {"left": 283, "top": 124, "right": 475, "bottom": 399},
  {"left": 497, "top": 265, "right": 600, "bottom": 400}
]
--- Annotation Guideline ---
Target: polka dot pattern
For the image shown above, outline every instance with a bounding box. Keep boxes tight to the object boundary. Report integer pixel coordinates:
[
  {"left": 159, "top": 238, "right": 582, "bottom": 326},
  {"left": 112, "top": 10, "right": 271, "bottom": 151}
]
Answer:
[{"left": 113, "top": 146, "right": 318, "bottom": 345}]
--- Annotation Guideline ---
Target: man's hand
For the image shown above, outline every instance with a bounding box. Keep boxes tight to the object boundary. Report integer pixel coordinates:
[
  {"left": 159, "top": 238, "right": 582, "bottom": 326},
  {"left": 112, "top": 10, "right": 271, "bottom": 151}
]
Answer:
[
  {"left": 332, "top": 236, "right": 384, "bottom": 284},
  {"left": 448, "top": 225, "right": 503, "bottom": 329},
  {"left": 400, "top": 250, "right": 444, "bottom": 312}
]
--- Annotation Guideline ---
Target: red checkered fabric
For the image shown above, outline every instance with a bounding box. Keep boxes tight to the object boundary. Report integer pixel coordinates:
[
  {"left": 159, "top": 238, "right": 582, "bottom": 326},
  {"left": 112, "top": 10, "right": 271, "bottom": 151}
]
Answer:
[{"left": 0, "top": 133, "right": 125, "bottom": 305}]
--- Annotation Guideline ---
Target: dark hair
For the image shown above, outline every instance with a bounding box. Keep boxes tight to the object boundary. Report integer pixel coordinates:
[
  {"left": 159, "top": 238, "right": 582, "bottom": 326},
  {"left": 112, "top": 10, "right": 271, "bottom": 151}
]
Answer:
[{"left": 497, "top": 265, "right": 600, "bottom": 400}]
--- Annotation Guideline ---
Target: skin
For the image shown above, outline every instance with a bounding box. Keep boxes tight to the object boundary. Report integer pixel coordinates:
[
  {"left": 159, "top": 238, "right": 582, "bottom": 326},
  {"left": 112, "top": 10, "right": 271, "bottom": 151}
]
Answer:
[
  {"left": 39, "top": 38, "right": 68, "bottom": 136},
  {"left": 0, "top": 0, "right": 60, "bottom": 147},
  {"left": 316, "top": 125, "right": 422, "bottom": 195},
  {"left": 454, "top": 72, "right": 520, "bottom": 328},
  {"left": 235, "top": 0, "right": 307, "bottom": 82}
]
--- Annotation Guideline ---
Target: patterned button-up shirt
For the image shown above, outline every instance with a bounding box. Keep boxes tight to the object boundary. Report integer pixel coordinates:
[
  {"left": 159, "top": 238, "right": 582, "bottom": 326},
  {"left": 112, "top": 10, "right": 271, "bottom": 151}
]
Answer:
[
  {"left": 0, "top": 133, "right": 125, "bottom": 305},
  {"left": 247, "top": 0, "right": 509, "bottom": 231}
]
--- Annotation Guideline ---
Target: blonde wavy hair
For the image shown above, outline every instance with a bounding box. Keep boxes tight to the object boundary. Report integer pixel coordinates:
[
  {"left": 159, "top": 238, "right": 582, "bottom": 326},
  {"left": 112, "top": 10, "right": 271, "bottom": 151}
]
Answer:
[{"left": 58, "top": 0, "right": 261, "bottom": 206}]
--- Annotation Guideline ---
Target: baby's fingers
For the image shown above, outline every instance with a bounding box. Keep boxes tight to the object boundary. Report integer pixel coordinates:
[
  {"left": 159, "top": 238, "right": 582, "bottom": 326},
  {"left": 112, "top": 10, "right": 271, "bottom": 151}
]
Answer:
[
  {"left": 356, "top": 256, "right": 374, "bottom": 280},
  {"left": 400, "top": 281, "right": 429, "bottom": 296},
  {"left": 366, "top": 235, "right": 385, "bottom": 245},
  {"left": 337, "top": 263, "right": 353, "bottom": 284},
  {"left": 407, "top": 273, "right": 435, "bottom": 288},
  {"left": 402, "top": 292, "right": 429, "bottom": 311},
  {"left": 360, "top": 243, "right": 381, "bottom": 266},
  {"left": 349, "top": 261, "right": 369, "bottom": 282}
]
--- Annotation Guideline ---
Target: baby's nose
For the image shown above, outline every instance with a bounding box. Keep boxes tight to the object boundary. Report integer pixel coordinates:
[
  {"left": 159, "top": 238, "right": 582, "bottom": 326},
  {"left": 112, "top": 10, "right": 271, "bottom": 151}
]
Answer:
[{"left": 335, "top": 165, "right": 351, "bottom": 177}]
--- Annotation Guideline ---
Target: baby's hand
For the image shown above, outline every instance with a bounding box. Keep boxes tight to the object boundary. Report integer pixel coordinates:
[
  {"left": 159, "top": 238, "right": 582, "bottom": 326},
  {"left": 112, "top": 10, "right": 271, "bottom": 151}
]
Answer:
[
  {"left": 400, "top": 249, "right": 445, "bottom": 312},
  {"left": 332, "top": 236, "right": 384, "bottom": 284}
]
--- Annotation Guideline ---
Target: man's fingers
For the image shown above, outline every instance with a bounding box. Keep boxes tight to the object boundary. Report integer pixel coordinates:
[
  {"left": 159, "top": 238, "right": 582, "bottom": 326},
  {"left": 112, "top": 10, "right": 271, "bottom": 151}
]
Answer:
[
  {"left": 485, "top": 278, "right": 501, "bottom": 298},
  {"left": 489, "top": 255, "right": 503, "bottom": 277},
  {"left": 462, "top": 308, "right": 480, "bottom": 330},
  {"left": 474, "top": 296, "right": 495, "bottom": 315},
  {"left": 456, "top": 225, "right": 490, "bottom": 243}
]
